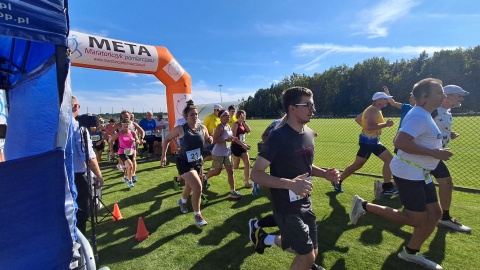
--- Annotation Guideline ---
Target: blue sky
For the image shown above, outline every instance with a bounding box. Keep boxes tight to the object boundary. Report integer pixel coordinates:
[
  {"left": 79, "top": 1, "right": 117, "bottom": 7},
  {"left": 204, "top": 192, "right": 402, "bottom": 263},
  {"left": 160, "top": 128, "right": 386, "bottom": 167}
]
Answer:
[{"left": 68, "top": 0, "right": 479, "bottom": 114}]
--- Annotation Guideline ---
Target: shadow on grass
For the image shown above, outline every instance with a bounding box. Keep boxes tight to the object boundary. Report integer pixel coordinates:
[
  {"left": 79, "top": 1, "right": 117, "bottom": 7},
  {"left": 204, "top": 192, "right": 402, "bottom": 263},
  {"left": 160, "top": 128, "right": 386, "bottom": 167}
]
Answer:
[{"left": 188, "top": 202, "right": 272, "bottom": 270}]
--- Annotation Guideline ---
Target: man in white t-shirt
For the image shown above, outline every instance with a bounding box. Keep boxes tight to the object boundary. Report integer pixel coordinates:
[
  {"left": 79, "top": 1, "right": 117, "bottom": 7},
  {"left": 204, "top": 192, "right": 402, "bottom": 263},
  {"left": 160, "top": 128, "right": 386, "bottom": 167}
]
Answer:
[
  {"left": 430, "top": 85, "right": 471, "bottom": 232},
  {"left": 350, "top": 78, "right": 453, "bottom": 270},
  {"left": 154, "top": 114, "right": 168, "bottom": 156}
]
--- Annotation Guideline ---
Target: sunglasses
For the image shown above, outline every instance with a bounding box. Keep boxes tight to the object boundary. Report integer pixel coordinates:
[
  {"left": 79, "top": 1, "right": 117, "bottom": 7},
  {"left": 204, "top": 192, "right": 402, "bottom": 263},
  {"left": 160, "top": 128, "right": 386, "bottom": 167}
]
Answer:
[{"left": 294, "top": 102, "right": 315, "bottom": 110}]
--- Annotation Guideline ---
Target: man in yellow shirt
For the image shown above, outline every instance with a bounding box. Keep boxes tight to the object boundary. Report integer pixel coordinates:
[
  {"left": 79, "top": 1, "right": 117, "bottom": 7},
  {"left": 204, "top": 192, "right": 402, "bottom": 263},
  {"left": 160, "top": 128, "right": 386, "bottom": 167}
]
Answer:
[
  {"left": 337, "top": 92, "right": 397, "bottom": 198},
  {"left": 202, "top": 104, "right": 222, "bottom": 165},
  {"left": 203, "top": 104, "right": 222, "bottom": 135}
]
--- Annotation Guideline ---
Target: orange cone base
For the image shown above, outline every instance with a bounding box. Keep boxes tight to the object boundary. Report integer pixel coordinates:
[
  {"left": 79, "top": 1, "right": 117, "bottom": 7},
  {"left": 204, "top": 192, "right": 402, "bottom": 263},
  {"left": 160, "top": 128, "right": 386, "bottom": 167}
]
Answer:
[
  {"left": 135, "top": 217, "right": 150, "bottom": 241},
  {"left": 112, "top": 203, "right": 123, "bottom": 221}
]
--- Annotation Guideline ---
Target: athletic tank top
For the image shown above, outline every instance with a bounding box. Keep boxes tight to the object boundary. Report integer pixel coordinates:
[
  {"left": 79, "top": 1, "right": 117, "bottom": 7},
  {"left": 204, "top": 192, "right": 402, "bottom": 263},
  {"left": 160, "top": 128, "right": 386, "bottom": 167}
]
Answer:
[
  {"left": 233, "top": 122, "right": 247, "bottom": 144},
  {"left": 212, "top": 124, "right": 233, "bottom": 156},
  {"left": 359, "top": 105, "right": 384, "bottom": 145},
  {"left": 178, "top": 123, "right": 205, "bottom": 163},
  {"left": 118, "top": 131, "right": 136, "bottom": 155}
]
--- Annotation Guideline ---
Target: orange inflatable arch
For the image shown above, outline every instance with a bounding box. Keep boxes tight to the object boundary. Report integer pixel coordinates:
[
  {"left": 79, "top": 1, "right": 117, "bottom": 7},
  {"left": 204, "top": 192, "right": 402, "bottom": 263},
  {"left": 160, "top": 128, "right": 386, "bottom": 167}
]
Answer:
[{"left": 68, "top": 31, "right": 191, "bottom": 134}]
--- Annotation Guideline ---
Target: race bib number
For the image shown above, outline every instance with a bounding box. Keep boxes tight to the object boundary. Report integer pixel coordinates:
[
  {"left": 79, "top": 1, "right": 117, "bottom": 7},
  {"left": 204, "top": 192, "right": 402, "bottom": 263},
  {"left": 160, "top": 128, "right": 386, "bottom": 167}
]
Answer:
[
  {"left": 145, "top": 130, "right": 152, "bottom": 136},
  {"left": 424, "top": 169, "right": 433, "bottom": 184},
  {"left": 186, "top": 148, "right": 201, "bottom": 162},
  {"left": 239, "top": 134, "right": 245, "bottom": 142},
  {"left": 289, "top": 176, "right": 312, "bottom": 202},
  {"left": 91, "top": 135, "right": 100, "bottom": 142},
  {"left": 124, "top": 148, "right": 133, "bottom": 155}
]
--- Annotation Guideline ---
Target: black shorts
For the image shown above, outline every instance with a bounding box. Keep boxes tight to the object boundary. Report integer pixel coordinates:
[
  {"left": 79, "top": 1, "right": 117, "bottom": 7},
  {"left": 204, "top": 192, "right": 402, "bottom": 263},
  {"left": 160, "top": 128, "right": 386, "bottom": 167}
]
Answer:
[
  {"left": 393, "top": 175, "right": 438, "bottom": 212},
  {"left": 431, "top": 160, "right": 450, "bottom": 179},
  {"left": 231, "top": 143, "right": 246, "bottom": 157},
  {"left": 92, "top": 141, "right": 105, "bottom": 152},
  {"left": 356, "top": 143, "right": 387, "bottom": 159},
  {"left": 155, "top": 136, "right": 162, "bottom": 142},
  {"left": 176, "top": 156, "right": 203, "bottom": 176},
  {"left": 144, "top": 137, "right": 156, "bottom": 154},
  {"left": 119, "top": 154, "right": 134, "bottom": 162},
  {"left": 113, "top": 139, "right": 119, "bottom": 152},
  {"left": 274, "top": 210, "right": 317, "bottom": 255}
]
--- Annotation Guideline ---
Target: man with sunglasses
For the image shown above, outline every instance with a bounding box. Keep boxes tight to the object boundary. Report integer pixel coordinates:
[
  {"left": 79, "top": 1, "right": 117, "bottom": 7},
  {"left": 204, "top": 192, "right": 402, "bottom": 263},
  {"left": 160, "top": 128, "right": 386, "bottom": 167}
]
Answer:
[
  {"left": 71, "top": 96, "right": 104, "bottom": 234},
  {"left": 336, "top": 91, "right": 398, "bottom": 198},
  {"left": 251, "top": 87, "right": 340, "bottom": 270}
]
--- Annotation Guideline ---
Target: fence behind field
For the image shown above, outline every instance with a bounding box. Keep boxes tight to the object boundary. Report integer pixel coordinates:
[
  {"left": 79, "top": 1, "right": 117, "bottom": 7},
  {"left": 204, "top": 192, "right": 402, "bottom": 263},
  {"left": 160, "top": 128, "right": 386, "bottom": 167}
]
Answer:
[{"left": 244, "top": 116, "right": 480, "bottom": 192}]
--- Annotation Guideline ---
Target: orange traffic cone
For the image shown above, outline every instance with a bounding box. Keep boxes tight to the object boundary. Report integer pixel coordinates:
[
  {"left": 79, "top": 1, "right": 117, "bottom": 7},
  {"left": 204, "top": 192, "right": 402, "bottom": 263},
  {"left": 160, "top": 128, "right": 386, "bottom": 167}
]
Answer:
[
  {"left": 135, "top": 217, "right": 150, "bottom": 241},
  {"left": 112, "top": 203, "right": 123, "bottom": 221}
]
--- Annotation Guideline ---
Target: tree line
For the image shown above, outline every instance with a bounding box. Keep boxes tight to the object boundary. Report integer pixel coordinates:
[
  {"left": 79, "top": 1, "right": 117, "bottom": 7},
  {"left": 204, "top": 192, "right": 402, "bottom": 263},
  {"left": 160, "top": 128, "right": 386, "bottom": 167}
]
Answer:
[{"left": 240, "top": 46, "right": 480, "bottom": 117}]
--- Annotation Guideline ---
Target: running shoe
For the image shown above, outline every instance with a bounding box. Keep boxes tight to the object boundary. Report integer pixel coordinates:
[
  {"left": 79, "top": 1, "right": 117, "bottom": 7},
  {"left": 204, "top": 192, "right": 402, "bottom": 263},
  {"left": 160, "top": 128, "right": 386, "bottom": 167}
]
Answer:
[
  {"left": 194, "top": 213, "right": 208, "bottom": 227},
  {"left": 122, "top": 176, "right": 129, "bottom": 184},
  {"left": 230, "top": 190, "right": 242, "bottom": 199},
  {"left": 128, "top": 180, "right": 134, "bottom": 188},
  {"left": 349, "top": 195, "right": 366, "bottom": 225},
  {"left": 254, "top": 228, "right": 271, "bottom": 254},
  {"left": 398, "top": 246, "right": 443, "bottom": 269},
  {"left": 178, "top": 198, "right": 188, "bottom": 214},
  {"left": 332, "top": 182, "right": 344, "bottom": 193},
  {"left": 381, "top": 186, "right": 399, "bottom": 197},
  {"left": 248, "top": 218, "right": 257, "bottom": 244},
  {"left": 311, "top": 263, "right": 326, "bottom": 270},
  {"left": 132, "top": 175, "right": 138, "bottom": 183},
  {"left": 251, "top": 182, "right": 260, "bottom": 196},
  {"left": 438, "top": 218, "right": 472, "bottom": 233},
  {"left": 116, "top": 164, "right": 123, "bottom": 170}
]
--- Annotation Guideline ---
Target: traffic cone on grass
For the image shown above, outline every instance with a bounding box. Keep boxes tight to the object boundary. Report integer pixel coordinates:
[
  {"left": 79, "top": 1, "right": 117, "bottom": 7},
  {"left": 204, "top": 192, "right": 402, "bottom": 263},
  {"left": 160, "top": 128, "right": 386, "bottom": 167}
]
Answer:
[
  {"left": 112, "top": 203, "right": 123, "bottom": 221},
  {"left": 135, "top": 217, "right": 150, "bottom": 241}
]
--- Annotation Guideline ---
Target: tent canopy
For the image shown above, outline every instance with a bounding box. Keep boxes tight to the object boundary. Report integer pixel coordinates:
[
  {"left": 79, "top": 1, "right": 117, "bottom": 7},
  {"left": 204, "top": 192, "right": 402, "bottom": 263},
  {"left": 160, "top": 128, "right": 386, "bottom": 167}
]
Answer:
[{"left": 0, "top": 1, "right": 74, "bottom": 269}]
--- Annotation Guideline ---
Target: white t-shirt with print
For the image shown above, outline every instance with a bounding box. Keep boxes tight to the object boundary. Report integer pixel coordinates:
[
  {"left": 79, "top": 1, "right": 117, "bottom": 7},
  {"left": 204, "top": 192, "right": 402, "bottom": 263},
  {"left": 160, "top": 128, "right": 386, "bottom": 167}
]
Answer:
[
  {"left": 432, "top": 107, "right": 452, "bottom": 148},
  {"left": 390, "top": 106, "right": 442, "bottom": 180}
]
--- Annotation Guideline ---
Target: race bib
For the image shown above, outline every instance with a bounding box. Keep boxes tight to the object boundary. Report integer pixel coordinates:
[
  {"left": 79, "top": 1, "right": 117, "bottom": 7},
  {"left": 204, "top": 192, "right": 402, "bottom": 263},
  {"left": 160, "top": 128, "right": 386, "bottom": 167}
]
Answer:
[
  {"left": 124, "top": 148, "right": 133, "bottom": 155},
  {"left": 155, "top": 131, "right": 162, "bottom": 137},
  {"left": 239, "top": 134, "right": 245, "bottom": 142},
  {"left": 424, "top": 169, "right": 433, "bottom": 184},
  {"left": 289, "top": 176, "right": 312, "bottom": 202},
  {"left": 91, "top": 135, "right": 101, "bottom": 142},
  {"left": 186, "top": 148, "right": 201, "bottom": 162},
  {"left": 145, "top": 130, "right": 152, "bottom": 136}
]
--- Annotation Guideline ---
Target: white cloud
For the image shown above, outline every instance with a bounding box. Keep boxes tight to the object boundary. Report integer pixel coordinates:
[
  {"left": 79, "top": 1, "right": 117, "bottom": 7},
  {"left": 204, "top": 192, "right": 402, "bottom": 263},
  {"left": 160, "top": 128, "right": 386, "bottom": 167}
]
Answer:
[
  {"left": 293, "top": 43, "right": 460, "bottom": 71},
  {"left": 255, "top": 21, "right": 315, "bottom": 36},
  {"left": 352, "top": 0, "right": 419, "bottom": 38}
]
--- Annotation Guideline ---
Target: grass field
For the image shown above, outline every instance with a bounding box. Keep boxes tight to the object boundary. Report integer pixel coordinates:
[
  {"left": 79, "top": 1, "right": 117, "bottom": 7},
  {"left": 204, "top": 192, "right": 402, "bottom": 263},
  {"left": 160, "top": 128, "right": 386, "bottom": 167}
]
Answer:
[{"left": 91, "top": 118, "right": 480, "bottom": 269}]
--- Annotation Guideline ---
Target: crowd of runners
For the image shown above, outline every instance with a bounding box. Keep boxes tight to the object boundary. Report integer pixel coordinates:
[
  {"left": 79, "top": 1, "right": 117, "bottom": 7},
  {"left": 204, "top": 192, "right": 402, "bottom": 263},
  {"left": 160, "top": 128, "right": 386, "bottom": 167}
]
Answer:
[{"left": 75, "top": 78, "right": 471, "bottom": 270}]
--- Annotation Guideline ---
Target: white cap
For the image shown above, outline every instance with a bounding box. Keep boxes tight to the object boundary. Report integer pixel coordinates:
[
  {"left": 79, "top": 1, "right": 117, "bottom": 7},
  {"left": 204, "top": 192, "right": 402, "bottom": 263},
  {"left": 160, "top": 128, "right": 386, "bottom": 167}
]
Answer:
[
  {"left": 372, "top": 92, "right": 393, "bottom": 100},
  {"left": 443, "top": 85, "right": 469, "bottom": 96},
  {"left": 213, "top": 104, "right": 223, "bottom": 110}
]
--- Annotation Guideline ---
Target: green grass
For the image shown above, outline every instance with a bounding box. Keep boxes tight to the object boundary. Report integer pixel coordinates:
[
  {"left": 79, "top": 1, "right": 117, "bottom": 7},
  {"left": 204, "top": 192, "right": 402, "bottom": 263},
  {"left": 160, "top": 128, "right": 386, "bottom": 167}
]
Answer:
[
  {"left": 92, "top": 117, "right": 479, "bottom": 269},
  {"left": 92, "top": 157, "right": 479, "bottom": 270}
]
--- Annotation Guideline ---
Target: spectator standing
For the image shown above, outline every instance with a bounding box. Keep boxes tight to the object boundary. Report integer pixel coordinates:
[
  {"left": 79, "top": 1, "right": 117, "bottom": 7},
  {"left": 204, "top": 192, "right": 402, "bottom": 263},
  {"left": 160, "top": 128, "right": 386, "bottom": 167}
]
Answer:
[
  {"left": 138, "top": 111, "right": 157, "bottom": 160},
  {"left": 71, "top": 96, "right": 104, "bottom": 234}
]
